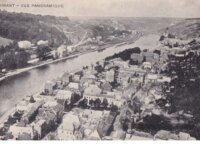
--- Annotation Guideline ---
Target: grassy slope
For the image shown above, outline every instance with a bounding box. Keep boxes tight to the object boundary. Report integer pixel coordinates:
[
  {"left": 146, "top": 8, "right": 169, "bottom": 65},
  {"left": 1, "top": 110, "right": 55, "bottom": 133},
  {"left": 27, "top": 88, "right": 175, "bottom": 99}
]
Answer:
[{"left": 166, "top": 19, "right": 200, "bottom": 39}]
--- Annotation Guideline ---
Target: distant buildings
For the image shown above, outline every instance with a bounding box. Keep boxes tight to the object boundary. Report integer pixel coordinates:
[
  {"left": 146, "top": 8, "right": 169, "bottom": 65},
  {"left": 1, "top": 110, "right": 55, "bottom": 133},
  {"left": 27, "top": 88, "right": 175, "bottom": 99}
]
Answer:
[
  {"left": 18, "top": 41, "right": 32, "bottom": 49},
  {"left": 37, "top": 40, "right": 48, "bottom": 46}
]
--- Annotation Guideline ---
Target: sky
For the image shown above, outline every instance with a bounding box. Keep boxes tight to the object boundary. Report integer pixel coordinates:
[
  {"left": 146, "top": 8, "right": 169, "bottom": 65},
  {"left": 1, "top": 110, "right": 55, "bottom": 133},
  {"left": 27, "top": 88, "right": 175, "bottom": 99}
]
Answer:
[{"left": 0, "top": 0, "right": 200, "bottom": 18}]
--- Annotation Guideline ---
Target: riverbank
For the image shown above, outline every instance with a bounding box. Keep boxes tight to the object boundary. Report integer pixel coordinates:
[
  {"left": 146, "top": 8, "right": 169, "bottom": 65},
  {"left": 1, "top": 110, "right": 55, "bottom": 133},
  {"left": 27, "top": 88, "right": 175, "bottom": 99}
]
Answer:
[
  {"left": 0, "top": 35, "right": 143, "bottom": 83},
  {"left": 0, "top": 44, "right": 115, "bottom": 82}
]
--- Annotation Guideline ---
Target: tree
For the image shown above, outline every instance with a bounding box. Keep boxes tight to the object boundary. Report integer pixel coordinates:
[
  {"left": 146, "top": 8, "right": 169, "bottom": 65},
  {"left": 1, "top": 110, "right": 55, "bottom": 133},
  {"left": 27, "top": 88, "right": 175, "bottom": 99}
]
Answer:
[
  {"left": 0, "top": 46, "right": 5, "bottom": 55},
  {"left": 168, "top": 33, "right": 175, "bottom": 39},
  {"left": 83, "top": 98, "right": 88, "bottom": 108},
  {"left": 36, "top": 45, "right": 51, "bottom": 60},
  {"left": 95, "top": 98, "right": 101, "bottom": 108},
  {"left": 15, "top": 50, "right": 30, "bottom": 68},
  {"left": 2, "top": 52, "right": 16, "bottom": 69},
  {"left": 120, "top": 117, "right": 130, "bottom": 131},
  {"left": 159, "top": 35, "right": 165, "bottom": 41},
  {"left": 193, "top": 123, "right": 200, "bottom": 139},
  {"left": 89, "top": 99, "right": 94, "bottom": 107},
  {"left": 142, "top": 56, "right": 146, "bottom": 62},
  {"left": 102, "top": 98, "right": 108, "bottom": 108},
  {"left": 7, "top": 115, "right": 16, "bottom": 125},
  {"left": 72, "top": 93, "right": 81, "bottom": 104},
  {"left": 78, "top": 98, "right": 88, "bottom": 108},
  {"left": 30, "top": 95, "right": 35, "bottom": 103},
  {"left": 95, "top": 64, "right": 104, "bottom": 73},
  {"left": 132, "top": 97, "right": 142, "bottom": 115},
  {"left": 111, "top": 104, "right": 118, "bottom": 112},
  {"left": 153, "top": 49, "right": 161, "bottom": 55}
]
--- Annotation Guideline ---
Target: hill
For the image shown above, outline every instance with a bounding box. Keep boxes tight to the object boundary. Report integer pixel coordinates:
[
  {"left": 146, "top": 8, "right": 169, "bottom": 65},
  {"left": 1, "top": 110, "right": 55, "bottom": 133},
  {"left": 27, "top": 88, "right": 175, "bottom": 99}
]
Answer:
[
  {"left": 164, "top": 18, "right": 200, "bottom": 39},
  {"left": 0, "top": 10, "right": 70, "bottom": 47},
  {"left": 0, "top": 10, "right": 183, "bottom": 48}
]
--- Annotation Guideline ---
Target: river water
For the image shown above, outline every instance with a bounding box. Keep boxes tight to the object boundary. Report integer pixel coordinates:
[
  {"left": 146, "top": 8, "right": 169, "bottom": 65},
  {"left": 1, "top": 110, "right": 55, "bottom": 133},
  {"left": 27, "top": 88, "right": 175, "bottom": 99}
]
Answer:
[{"left": 0, "top": 34, "right": 160, "bottom": 116}]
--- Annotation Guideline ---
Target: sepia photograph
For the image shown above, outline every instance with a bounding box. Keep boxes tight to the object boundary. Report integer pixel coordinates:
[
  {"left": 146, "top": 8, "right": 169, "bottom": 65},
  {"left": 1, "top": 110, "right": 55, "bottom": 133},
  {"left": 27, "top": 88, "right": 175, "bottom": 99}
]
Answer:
[{"left": 0, "top": 0, "right": 200, "bottom": 142}]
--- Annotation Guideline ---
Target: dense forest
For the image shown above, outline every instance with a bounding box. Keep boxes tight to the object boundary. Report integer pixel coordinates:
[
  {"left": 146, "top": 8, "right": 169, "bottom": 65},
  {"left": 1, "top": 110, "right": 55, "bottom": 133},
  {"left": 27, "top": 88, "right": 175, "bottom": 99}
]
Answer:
[{"left": 0, "top": 10, "right": 71, "bottom": 47}]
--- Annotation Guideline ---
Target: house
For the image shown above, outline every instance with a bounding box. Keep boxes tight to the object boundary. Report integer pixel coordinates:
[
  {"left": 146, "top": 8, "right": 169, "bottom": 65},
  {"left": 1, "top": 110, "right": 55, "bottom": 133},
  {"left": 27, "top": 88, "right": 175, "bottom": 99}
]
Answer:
[
  {"left": 105, "top": 69, "right": 115, "bottom": 83},
  {"left": 142, "top": 52, "right": 154, "bottom": 63},
  {"left": 56, "top": 45, "right": 68, "bottom": 58},
  {"left": 146, "top": 74, "right": 158, "bottom": 82},
  {"left": 15, "top": 100, "right": 31, "bottom": 112},
  {"left": 72, "top": 74, "right": 81, "bottom": 82},
  {"left": 84, "top": 84, "right": 102, "bottom": 96},
  {"left": 101, "top": 81, "right": 112, "bottom": 92},
  {"left": 117, "top": 70, "right": 131, "bottom": 86},
  {"left": 61, "top": 72, "right": 71, "bottom": 84},
  {"left": 112, "top": 59, "right": 129, "bottom": 68},
  {"left": 97, "top": 114, "right": 115, "bottom": 137},
  {"left": 80, "top": 74, "right": 96, "bottom": 84},
  {"left": 83, "top": 93, "right": 123, "bottom": 107},
  {"left": 57, "top": 112, "right": 80, "bottom": 140},
  {"left": 36, "top": 108, "right": 58, "bottom": 130},
  {"left": 18, "top": 41, "right": 32, "bottom": 49},
  {"left": 79, "top": 109, "right": 109, "bottom": 129},
  {"left": 149, "top": 89, "right": 162, "bottom": 100},
  {"left": 17, "top": 132, "right": 33, "bottom": 140},
  {"left": 179, "top": 132, "right": 196, "bottom": 140},
  {"left": 113, "top": 90, "right": 123, "bottom": 100},
  {"left": 21, "top": 101, "right": 44, "bottom": 124},
  {"left": 85, "top": 129, "right": 101, "bottom": 140},
  {"left": 123, "top": 86, "right": 137, "bottom": 99},
  {"left": 154, "top": 130, "right": 171, "bottom": 140},
  {"left": 174, "top": 49, "right": 188, "bottom": 58},
  {"left": 43, "top": 101, "right": 57, "bottom": 108},
  {"left": 131, "top": 53, "right": 143, "bottom": 64},
  {"left": 157, "top": 76, "right": 171, "bottom": 83},
  {"left": 33, "top": 119, "right": 47, "bottom": 139},
  {"left": 68, "top": 82, "right": 79, "bottom": 90},
  {"left": 56, "top": 80, "right": 63, "bottom": 89},
  {"left": 56, "top": 90, "right": 73, "bottom": 105},
  {"left": 111, "top": 130, "right": 126, "bottom": 140},
  {"left": 56, "top": 90, "right": 72, "bottom": 100},
  {"left": 37, "top": 40, "right": 48, "bottom": 46},
  {"left": 66, "top": 82, "right": 81, "bottom": 95},
  {"left": 154, "top": 130, "right": 195, "bottom": 140},
  {"left": 143, "top": 62, "right": 152, "bottom": 69},
  {"left": 153, "top": 53, "right": 160, "bottom": 61},
  {"left": 44, "top": 81, "right": 56, "bottom": 95},
  {"left": 9, "top": 124, "right": 35, "bottom": 140}
]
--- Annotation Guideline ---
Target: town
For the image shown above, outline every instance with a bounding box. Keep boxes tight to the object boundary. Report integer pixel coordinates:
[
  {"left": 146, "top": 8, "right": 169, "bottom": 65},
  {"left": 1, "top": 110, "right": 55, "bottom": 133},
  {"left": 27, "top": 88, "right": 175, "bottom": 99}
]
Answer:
[{"left": 1, "top": 28, "right": 200, "bottom": 140}]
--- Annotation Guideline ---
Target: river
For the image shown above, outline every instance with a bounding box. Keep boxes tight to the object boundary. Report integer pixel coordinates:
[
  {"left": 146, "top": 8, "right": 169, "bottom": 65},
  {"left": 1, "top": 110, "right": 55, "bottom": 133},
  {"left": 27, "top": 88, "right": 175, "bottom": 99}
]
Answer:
[{"left": 0, "top": 34, "right": 160, "bottom": 116}]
